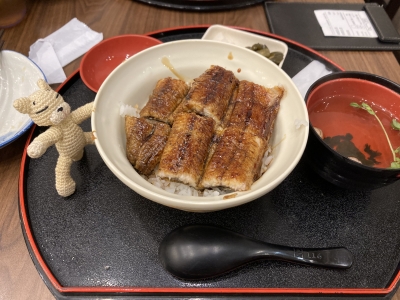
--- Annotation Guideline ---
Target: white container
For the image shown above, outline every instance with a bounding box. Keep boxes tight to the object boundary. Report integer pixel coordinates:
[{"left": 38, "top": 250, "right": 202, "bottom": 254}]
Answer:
[
  {"left": 0, "top": 50, "right": 46, "bottom": 148},
  {"left": 202, "top": 24, "right": 288, "bottom": 68}
]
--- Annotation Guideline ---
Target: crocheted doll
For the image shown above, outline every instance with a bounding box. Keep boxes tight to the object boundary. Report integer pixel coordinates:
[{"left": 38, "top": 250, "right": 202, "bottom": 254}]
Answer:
[{"left": 13, "top": 79, "right": 94, "bottom": 197}]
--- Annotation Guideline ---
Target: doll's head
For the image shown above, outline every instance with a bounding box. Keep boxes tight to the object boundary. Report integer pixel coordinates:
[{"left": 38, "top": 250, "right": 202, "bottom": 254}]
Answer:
[{"left": 13, "top": 79, "right": 71, "bottom": 126}]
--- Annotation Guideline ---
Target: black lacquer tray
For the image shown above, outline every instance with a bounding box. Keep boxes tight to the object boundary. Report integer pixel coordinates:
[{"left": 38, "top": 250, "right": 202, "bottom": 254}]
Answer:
[
  {"left": 19, "top": 26, "right": 400, "bottom": 300},
  {"left": 132, "top": 0, "right": 264, "bottom": 11}
]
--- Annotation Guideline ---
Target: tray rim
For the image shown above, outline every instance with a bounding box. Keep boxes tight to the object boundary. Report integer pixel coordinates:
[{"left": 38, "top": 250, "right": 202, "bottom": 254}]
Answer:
[
  {"left": 18, "top": 25, "right": 400, "bottom": 298},
  {"left": 132, "top": 0, "right": 265, "bottom": 11}
]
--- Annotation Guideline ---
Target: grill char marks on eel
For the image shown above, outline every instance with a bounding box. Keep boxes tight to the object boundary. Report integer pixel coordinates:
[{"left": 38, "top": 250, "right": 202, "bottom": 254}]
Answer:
[
  {"left": 173, "top": 65, "right": 239, "bottom": 126},
  {"left": 200, "top": 81, "right": 284, "bottom": 191},
  {"left": 125, "top": 116, "right": 170, "bottom": 176},
  {"left": 140, "top": 77, "right": 189, "bottom": 125},
  {"left": 125, "top": 67, "right": 285, "bottom": 192},
  {"left": 157, "top": 112, "right": 215, "bottom": 188}
]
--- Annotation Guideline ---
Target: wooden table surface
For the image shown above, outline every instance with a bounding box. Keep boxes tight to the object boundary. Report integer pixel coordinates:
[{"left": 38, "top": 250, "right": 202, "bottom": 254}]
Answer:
[{"left": 0, "top": 0, "right": 399, "bottom": 299}]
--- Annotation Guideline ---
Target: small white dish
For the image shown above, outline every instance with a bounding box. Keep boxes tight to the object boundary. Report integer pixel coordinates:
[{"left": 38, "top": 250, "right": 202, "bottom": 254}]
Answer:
[
  {"left": 92, "top": 39, "right": 308, "bottom": 212},
  {"left": 202, "top": 24, "right": 288, "bottom": 68},
  {"left": 0, "top": 50, "right": 46, "bottom": 148}
]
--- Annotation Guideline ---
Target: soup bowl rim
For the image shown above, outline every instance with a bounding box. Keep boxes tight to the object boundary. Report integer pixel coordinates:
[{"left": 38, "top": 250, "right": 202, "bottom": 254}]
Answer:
[{"left": 304, "top": 70, "right": 400, "bottom": 173}]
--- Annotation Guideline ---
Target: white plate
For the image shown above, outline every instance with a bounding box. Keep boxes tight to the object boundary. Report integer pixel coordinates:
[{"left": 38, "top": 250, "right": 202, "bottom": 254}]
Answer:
[
  {"left": 202, "top": 24, "right": 288, "bottom": 68},
  {"left": 0, "top": 50, "right": 46, "bottom": 148},
  {"left": 92, "top": 39, "right": 308, "bottom": 212}
]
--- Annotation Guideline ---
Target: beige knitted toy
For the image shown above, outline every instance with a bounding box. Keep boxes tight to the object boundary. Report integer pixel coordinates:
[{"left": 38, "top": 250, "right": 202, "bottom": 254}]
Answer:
[{"left": 13, "top": 79, "right": 94, "bottom": 197}]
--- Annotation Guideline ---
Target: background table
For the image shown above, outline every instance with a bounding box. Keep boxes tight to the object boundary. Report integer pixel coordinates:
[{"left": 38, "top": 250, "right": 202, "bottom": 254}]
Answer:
[{"left": 0, "top": 0, "right": 399, "bottom": 299}]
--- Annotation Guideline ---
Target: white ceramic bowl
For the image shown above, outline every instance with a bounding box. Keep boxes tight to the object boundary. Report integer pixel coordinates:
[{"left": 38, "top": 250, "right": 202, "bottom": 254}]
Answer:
[
  {"left": 92, "top": 39, "right": 308, "bottom": 212},
  {"left": 202, "top": 24, "right": 288, "bottom": 68},
  {"left": 0, "top": 50, "right": 46, "bottom": 148}
]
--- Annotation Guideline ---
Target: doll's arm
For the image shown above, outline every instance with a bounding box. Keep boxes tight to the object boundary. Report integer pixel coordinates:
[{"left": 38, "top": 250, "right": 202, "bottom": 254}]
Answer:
[
  {"left": 27, "top": 126, "right": 62, "bottom": 158},
  {"left": 71, "top": 102, "right": 94, "bottom": 125}
]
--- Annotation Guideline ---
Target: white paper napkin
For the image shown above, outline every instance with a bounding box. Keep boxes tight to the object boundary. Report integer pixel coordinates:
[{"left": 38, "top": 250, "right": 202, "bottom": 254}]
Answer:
[
  {"left": 291, "top": 60, "right": 332, "bottom": 99},
  {"left": 29, "top": 18, "right": 103, "bottom": 84}
]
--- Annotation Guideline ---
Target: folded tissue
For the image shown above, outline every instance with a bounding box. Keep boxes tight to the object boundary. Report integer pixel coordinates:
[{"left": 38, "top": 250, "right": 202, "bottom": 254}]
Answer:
[
  {"left": 291, "top": 60, "right": 332, "bottom": 99},
  {"left": 29, "top": 18, "right": 103, "bottom": 84}
]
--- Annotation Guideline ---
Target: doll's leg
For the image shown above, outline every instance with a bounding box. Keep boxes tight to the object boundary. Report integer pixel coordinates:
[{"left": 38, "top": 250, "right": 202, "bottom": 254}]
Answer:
[
  {"left": 71, "top": 133, "right": 94, "bottom": 162},
  {"left": 72, "top": 132, "right": 94, "bottom": 161},
  {"left": 55, "top": 155, "right": 75, "bottom": 197},
  {"left": 72, "top": 150, "right": 84, "bottom": 161}
]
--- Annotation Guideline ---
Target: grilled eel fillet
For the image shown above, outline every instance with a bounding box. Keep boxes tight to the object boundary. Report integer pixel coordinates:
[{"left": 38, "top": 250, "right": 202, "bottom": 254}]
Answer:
[
  {"left": 157, "top": 112, "right": 215, "bottom": 188},
  {"left": 125, "top": 116, "right": 170, "bottom": 176},
  {"left": 140, "top": 77, "right": 189, "bottom": 124},
  {"left": 199, "top": 127, "right": 266, "bottom": 191},
  {"left": 226, "top": 80, "right": 284, "bottom": 140},
  {"left": 173, "top": 65, "right": 239, "bottom": 125},
  {"left": 200, "top": 81, "right": 284, "bottom": 191}
]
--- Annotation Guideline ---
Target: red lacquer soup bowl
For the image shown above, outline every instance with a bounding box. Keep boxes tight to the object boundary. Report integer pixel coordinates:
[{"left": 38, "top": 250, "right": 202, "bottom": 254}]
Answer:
[{"left": 304, "top": 71, "right": 400, "bottom": 190}]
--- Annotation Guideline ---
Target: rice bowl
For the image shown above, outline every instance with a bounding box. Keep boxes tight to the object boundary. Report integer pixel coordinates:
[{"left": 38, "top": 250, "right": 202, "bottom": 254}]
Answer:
[{"left": 92, "top": 39, "right": 309, "bottom": 212}]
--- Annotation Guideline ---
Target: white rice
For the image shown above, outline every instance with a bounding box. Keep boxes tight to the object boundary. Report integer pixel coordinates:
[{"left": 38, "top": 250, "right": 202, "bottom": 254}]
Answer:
[
  {"left": 260, "top": 148, "right": 274, "bottom": 174},
  {"left": 146, "top": 174, "right": 229, "bottom": 197},
  {"left": 121, "top": 104, "right": 275, "bottom": 197},
  {"left": 120, "top": 103, "right": 140, "bottom": 117}
]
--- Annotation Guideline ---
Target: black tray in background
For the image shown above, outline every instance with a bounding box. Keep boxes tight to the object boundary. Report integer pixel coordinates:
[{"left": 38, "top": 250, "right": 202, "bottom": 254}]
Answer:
[
  {"left": 20, "top": 27, "right": 400, "bottom": 300},
  {"left": 133, "top": 0, "right": 265, "bottom": 11}
]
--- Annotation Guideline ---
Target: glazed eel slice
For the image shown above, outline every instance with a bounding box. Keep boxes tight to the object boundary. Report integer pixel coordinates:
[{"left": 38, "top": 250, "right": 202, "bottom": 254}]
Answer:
[
  {"left": 125, "top": 116, "right": 170, "bottom": 176},
  {"left": 173, "top": 65, "right": 239, "bottom": 125},
  {"left": 200, "top": 81, "right": 284, "bottom": 191},
  {"left": 157, "top": 112, "right": 215, "bottom": 188},
  {"left": 199, "top": 127, "right": 266, "bottom": 191},
  {"left": 226, "top": 80, "right": 284, "bottom": 140},
  {"left": 140, "top": 77, "right": 189, "bottom": 125}
]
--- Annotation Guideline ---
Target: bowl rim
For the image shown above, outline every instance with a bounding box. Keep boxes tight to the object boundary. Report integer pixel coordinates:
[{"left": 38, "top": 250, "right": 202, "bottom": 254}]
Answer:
[
  {"left": 201, "top": 24, "right": 288, "bottom": 68},
  {"left": 80, "top": 34, "right": 162, "bottom": 92},
  {"left": 92, "top": 39, "right": 309, "bottom": 211},
  {"left": 0, "top": 50, "right": 46, "bottom": 149},
  {"left": 305, "top": 71, "right": 400, "bottom": 173}
]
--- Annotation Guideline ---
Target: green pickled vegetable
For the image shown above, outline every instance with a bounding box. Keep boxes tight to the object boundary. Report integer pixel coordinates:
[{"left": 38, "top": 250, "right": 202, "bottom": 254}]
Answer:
[
  {"left": 250, "top": 43, "right": 266, "bottom": 51},
  {"left": 268, "top": 52, "right": 284, "bottom": 65},
  {"left": 247, "top": 43, "right": 284, "bottom": 65},
  {"left": 256, "top": 48, "right": 271, "bottom": 57}
]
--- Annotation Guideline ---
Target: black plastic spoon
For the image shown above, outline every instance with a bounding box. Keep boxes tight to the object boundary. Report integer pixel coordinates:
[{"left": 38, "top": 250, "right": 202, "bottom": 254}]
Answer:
[{"left": 159, "top": 224, "right": 353, "bottom": 280}]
